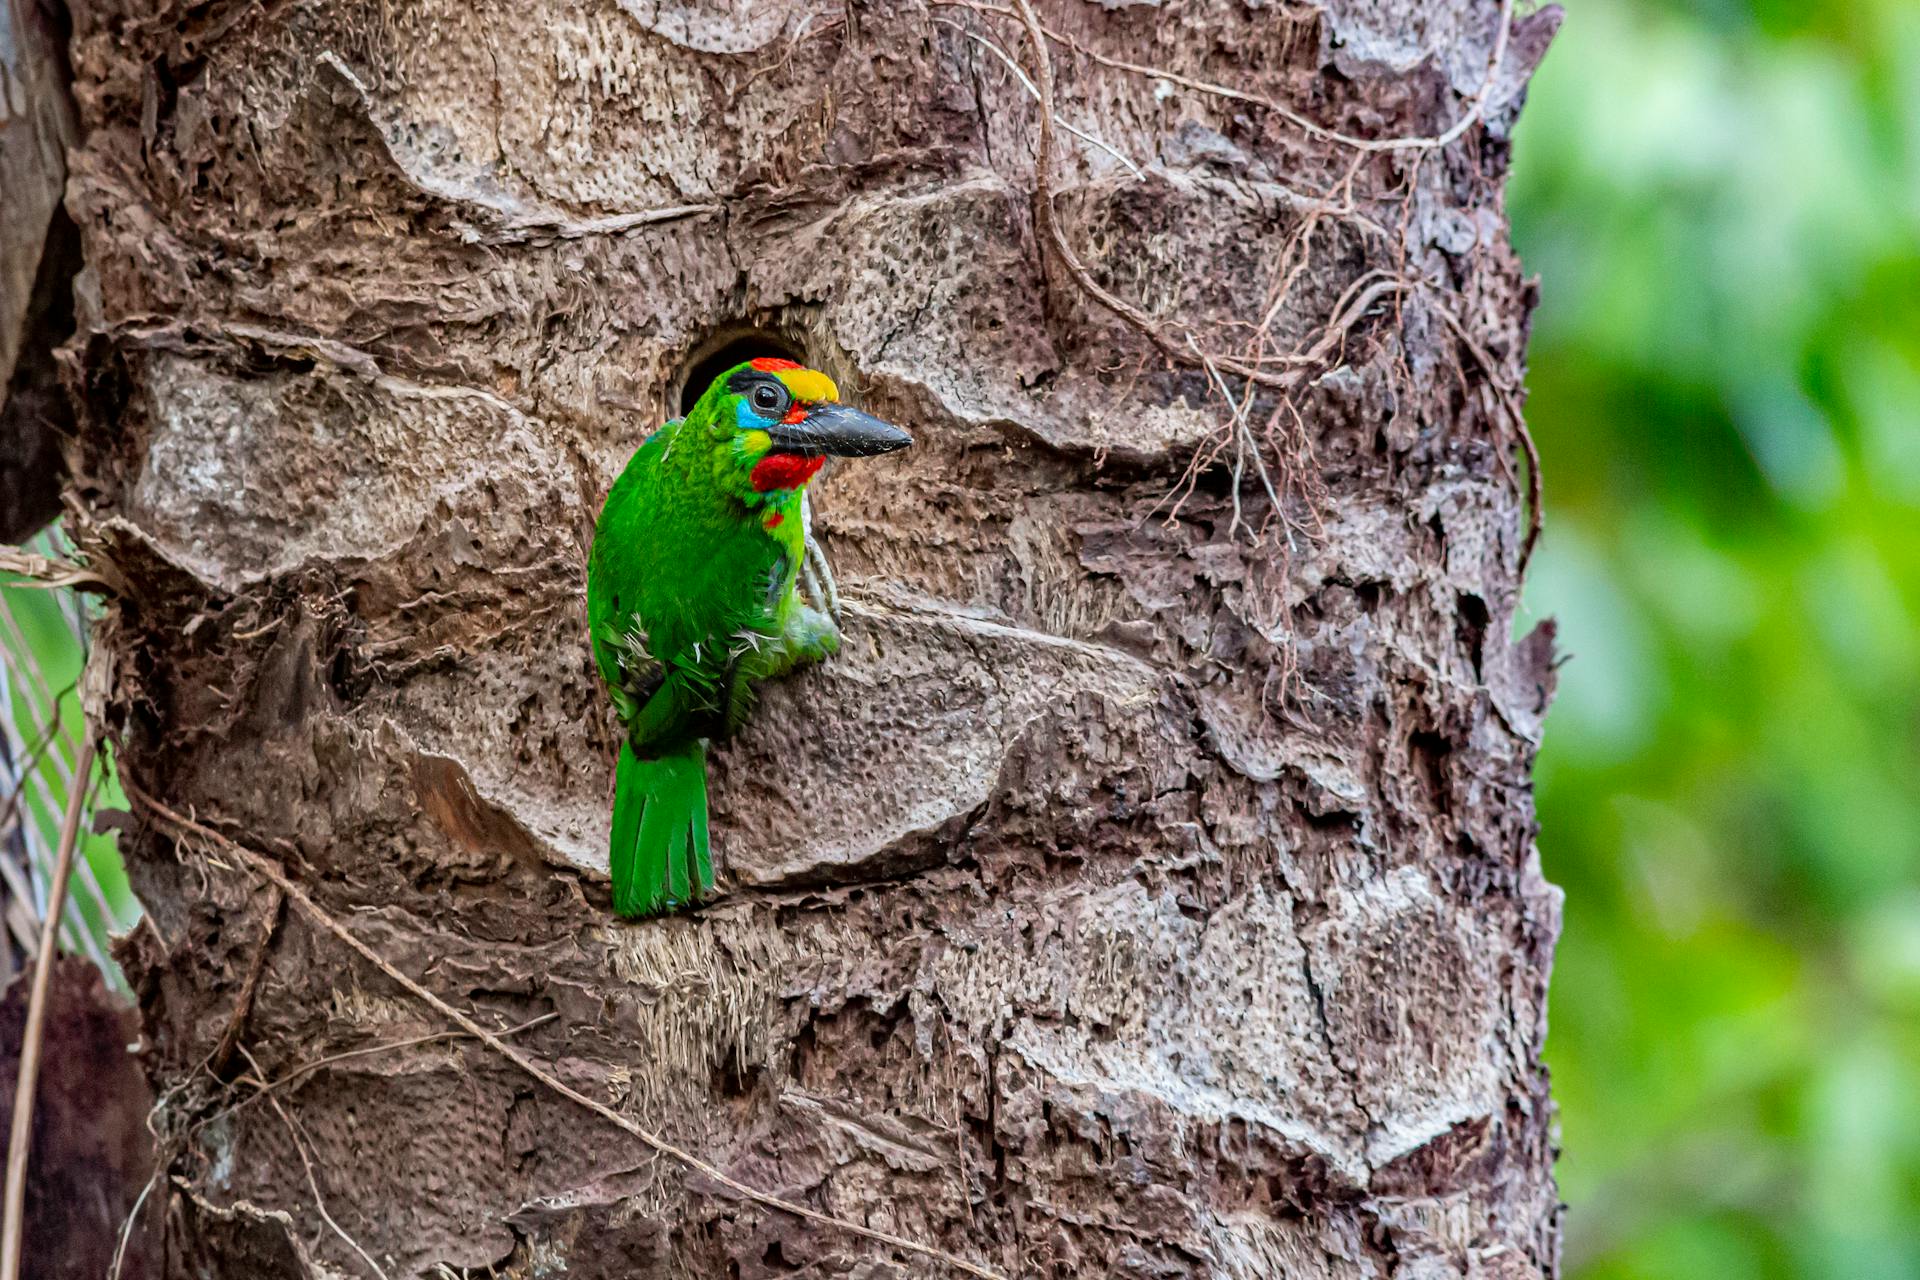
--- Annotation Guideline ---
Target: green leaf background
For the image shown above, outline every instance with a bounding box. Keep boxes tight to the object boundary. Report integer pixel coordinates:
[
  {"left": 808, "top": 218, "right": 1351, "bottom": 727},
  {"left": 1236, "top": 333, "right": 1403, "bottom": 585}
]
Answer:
[{"left": 1511, "top": 0, "right": 1920, "bottom": 1274}]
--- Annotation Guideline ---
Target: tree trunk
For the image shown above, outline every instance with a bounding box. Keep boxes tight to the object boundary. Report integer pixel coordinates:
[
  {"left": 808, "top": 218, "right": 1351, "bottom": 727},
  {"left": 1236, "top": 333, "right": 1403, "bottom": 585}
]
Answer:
[{"left": 62, "top": 0, "right": 1563, "bottom": 1276}]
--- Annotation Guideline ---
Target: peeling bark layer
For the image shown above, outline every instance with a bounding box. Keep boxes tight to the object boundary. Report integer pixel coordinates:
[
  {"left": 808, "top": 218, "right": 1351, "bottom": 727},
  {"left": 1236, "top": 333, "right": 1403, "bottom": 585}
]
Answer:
[{"left": 64, "top": 0, "right": 1561, "bottom": 1276}]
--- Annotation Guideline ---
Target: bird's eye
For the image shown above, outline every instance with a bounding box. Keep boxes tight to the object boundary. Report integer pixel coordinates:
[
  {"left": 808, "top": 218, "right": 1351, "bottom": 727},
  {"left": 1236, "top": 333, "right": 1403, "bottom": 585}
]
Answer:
[{"left": 751, "top": 384, "right": 787, "bottom": 415}]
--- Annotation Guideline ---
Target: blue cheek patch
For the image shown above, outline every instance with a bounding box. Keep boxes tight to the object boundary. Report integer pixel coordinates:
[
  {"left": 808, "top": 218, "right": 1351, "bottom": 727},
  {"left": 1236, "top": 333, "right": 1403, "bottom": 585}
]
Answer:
[{"left": 735, "top": 400, "right": 761, "bottom": 431}]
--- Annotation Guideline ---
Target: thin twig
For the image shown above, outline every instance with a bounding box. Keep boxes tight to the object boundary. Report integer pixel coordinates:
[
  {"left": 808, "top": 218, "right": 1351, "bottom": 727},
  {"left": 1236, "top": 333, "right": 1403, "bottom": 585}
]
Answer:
[
  {"left": 107, "top": 1163, "right": 156, "bottom": 1280},
  {"left": 124, "top": 783, "right": 1008, "bottom": 1280},
  {"left": 935, "top": 19, "right": 1144, "bottom": 179},
  {"left": 0, "top": 734, "right": 98, "bottom": 1280},
  {"left": 210, "top": 887, "right": 285, "bottom": 1077},
  {"left": 243, "top": 1013, "right": 559, "bottom": 1109},
  {"left": 1189, "top": 337, "right": 1282, "bottom": 541},
  {"left": 1005, "top": 0, "right": 1232, "bottom": 379},
  {"left": 0, "top": 548, "right": 108, "bottom": 593},
  {"left": 1301, "top": 275, "right": 1407, "bottom": 365},
  {"left": 944, "top": 0, "right": 1515, "bottom": 154},
  {"left": 1005, "top": 0, "right": 1409, "bottom": 394},
  {"left": 1424, "top": 291, "right": 1544, "bottom": 569}
]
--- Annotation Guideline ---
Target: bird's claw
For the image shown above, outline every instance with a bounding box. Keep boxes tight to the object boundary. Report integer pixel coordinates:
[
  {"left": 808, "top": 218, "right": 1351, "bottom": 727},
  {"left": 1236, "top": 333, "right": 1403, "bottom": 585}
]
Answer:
[{"left": 802, "top": 535, "right": 841, "bottom": 624}]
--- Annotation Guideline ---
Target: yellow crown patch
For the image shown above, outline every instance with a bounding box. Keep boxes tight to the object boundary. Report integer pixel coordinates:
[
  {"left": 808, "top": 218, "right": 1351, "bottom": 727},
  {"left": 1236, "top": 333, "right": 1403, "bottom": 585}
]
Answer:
[{"left": 776, "top": 367, "right": 839, "bottom": 404}]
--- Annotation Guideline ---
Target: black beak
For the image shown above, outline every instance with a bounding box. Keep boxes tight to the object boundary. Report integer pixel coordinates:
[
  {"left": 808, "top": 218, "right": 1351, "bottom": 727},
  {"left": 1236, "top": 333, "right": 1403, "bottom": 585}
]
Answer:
[{"left": 768, "top": 401, "right": 913, "bottom": 458}]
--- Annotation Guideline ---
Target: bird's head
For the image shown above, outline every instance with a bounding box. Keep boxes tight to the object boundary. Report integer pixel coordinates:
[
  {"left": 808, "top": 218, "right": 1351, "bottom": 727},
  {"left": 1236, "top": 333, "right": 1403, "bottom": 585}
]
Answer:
[{"left": 690, "top": 357, "right": 912, "bottom": 500}]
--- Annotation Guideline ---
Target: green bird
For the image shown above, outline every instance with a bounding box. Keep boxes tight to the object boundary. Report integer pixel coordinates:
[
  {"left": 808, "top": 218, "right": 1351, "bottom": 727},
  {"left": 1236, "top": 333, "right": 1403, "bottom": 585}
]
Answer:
[{"left": 587, "top": 358, "right": 912, "bottom": 918}]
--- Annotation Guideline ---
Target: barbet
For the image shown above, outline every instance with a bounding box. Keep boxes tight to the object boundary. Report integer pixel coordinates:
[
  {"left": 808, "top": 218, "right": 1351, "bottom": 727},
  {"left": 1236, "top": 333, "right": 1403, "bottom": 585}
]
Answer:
[{"left": 587, "top": 358, "right": 912, "bottom": 917}]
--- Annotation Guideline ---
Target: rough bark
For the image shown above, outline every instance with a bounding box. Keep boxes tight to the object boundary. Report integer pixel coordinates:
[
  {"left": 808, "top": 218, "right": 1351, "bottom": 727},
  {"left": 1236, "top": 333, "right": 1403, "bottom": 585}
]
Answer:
[
  {"left": 0, "top": 0, "right": 79, "bottom": 542},
  {"left": 60, "top": 0, "right": 1561, "bottom": 1276}
]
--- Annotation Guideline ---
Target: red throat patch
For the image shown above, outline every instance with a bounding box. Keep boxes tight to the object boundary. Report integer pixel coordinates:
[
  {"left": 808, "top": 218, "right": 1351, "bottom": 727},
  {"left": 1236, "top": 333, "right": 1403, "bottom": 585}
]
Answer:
[{"left": 750, "top": 453, "right": 826, "bottom": 492}]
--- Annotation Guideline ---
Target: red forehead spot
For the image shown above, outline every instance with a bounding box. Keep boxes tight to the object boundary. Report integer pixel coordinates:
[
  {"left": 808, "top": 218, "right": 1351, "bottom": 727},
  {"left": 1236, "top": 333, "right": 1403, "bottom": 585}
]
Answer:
[
  {"left": 750, "top": 453, "right": 826, "bottom": 492},
  {"left": 763, "top": 512, "right": 785, "bottom": 529},
  {"left": 750, "top": 357, "right": 802, "bottom": 372}
]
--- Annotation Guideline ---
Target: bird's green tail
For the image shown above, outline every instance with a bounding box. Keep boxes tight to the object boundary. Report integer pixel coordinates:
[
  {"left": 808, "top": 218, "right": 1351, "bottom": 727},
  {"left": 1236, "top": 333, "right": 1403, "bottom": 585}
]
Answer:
[{"left": 609, "top": 740, "right": 712, "bottom": 918}]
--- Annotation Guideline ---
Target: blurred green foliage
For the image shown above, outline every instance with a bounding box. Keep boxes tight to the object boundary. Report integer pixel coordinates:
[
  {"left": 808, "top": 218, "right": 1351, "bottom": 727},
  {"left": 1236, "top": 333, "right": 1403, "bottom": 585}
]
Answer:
[
  {"left": 0, "top": 573, "right": 135, "bottom": 970},
  {"left": 1509, "top": 0, "right": 1920, "bottom": 1275}
]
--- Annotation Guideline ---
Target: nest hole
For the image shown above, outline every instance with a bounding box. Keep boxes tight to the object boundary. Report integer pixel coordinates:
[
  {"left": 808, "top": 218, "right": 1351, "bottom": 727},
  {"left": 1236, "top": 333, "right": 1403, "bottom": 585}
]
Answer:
[{"left": 674, "top": 324, "right": 809, "bottom": 417}]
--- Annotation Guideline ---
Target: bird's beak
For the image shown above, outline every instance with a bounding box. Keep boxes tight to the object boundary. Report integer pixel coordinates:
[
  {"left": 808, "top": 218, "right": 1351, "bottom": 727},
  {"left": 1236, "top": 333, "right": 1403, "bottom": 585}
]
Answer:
[{"left": 768, "top": 402, "right": 913, "bottom": 457}]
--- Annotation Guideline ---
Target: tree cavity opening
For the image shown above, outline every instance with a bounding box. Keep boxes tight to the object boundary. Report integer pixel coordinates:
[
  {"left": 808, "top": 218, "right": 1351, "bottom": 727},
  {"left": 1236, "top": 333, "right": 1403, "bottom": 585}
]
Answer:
[{"left": 675, "top": 325, "right": 809, "bottom": 417}]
